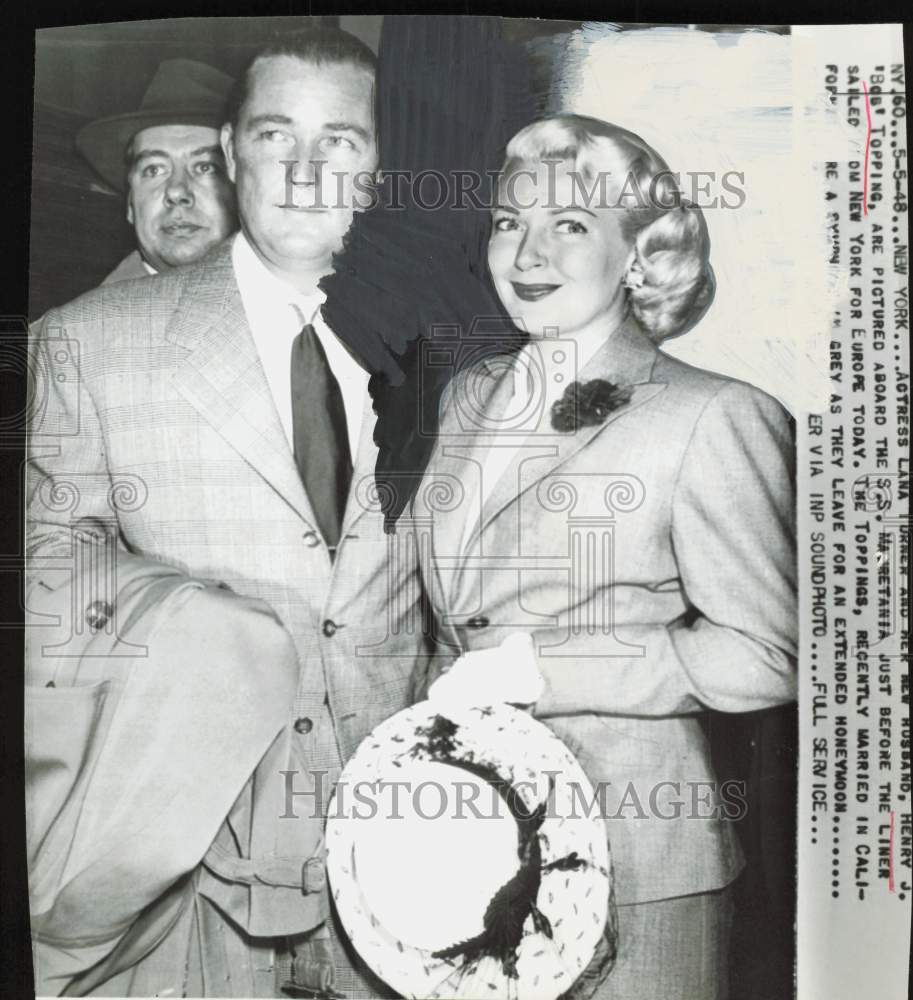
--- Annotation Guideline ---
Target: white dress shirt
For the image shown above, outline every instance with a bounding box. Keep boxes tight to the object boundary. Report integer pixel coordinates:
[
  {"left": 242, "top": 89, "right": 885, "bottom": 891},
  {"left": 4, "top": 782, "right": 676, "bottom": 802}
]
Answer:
[{"left": 231, "top": 231, "right": 368, "bottom": 458}]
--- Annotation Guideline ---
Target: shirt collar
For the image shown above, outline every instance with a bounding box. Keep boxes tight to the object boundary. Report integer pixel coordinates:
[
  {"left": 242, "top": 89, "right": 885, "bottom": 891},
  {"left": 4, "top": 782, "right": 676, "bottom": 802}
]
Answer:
[{"left": 232, "top": 230, "right": 326, "bottom": 327}]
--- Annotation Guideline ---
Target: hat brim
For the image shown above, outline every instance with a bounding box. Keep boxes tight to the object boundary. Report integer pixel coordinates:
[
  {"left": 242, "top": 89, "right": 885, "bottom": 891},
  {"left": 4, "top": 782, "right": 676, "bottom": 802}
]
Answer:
[
  {"left": 76, "top": 107, "right": 228, "bottom": 193},
  {"left": 327, "top": 702, "right": 612, "bottom": 1000}
]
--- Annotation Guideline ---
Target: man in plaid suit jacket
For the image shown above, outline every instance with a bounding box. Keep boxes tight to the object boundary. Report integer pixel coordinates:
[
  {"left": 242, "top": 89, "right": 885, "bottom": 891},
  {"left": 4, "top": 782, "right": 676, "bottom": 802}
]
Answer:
[{"left": 27, "top": 26, "right": 428, "bottom": 998}]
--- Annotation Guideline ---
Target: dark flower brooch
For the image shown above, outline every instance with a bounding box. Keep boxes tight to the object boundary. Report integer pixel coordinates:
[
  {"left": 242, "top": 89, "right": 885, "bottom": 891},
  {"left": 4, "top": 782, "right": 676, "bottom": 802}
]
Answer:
[{"left": 550, "top": 379, "right": 634, "bottom": 432}]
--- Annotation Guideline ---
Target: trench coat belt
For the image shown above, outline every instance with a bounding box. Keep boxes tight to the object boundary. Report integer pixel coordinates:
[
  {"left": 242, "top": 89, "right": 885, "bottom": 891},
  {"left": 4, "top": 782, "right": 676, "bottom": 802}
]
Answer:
[{"left": 202, "top": 838, "right": 326, "bottom": 893}]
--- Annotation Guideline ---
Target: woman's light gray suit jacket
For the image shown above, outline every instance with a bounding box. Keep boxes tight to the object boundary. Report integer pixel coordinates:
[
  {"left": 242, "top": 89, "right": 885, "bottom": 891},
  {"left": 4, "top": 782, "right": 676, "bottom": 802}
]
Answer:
[{"left": 413, "top": 317, "right": 798, "bottom": 907}]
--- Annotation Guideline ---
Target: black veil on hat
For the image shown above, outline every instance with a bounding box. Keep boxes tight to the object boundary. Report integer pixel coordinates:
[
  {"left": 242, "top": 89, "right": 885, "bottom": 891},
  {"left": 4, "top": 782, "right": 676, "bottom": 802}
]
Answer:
[{"left": 76, "top": 58, "right": 234, "bottom": 192}]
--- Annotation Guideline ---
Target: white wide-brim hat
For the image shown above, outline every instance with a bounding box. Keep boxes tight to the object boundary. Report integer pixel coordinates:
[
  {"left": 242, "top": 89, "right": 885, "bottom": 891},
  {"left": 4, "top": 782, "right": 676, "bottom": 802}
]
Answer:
[{"left": 327, "top": 702, "right": 614, "bottom": 999}]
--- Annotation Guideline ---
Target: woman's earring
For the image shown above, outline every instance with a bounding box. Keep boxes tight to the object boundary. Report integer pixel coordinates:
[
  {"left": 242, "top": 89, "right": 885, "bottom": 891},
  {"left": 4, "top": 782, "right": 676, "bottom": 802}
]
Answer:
[{"left": 623, "top": 254, "right": 645, "bottom": 291}]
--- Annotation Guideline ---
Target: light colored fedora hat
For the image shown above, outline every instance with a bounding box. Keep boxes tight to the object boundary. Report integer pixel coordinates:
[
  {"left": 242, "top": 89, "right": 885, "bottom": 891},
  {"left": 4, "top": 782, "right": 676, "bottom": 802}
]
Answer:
[
  {"left": 76, "top": 58, "right": 234, "bottom": 192},
  {"left": 326, "top": 702, "right": 614, "bottom": 999}
]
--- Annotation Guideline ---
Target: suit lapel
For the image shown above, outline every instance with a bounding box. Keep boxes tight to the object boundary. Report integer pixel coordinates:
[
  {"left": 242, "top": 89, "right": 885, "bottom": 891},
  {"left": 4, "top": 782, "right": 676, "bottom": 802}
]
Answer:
[
  {"left": 426, "top": 352, "right": 521, "bottom": 570},
  {"left": 167, "top": 242, "right": 319, "bottom": 528},
  {"left": 467, "top": 317, "right": 668, "bottom": 551}
]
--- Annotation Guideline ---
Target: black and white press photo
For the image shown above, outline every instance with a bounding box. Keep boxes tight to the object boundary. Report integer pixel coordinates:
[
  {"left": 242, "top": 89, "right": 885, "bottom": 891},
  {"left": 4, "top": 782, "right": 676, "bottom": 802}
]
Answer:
[{"left": 18, "top": 13, "right": 910, "bottom": 1000}]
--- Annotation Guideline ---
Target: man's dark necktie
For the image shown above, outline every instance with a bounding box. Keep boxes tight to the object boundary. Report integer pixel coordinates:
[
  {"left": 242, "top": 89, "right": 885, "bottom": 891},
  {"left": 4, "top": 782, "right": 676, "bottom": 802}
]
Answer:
[{"left": 290, "top": 324, "right": 352, "bottom": 551}]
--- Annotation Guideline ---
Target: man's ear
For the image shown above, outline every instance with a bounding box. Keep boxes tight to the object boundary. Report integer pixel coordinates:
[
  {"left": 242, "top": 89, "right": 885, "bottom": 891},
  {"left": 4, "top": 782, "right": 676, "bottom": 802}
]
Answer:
[
  {"left": 126, "top": 190, "right": 134, "bottom": 226},
  {"left": 220, "top": 123, "right": 237, "bottom": 184}
]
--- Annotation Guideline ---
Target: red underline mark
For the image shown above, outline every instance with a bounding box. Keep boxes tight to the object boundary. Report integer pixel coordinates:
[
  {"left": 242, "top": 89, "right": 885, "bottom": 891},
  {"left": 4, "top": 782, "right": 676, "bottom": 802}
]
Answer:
[
  {"left": 863, "top": 81, "right": 873, "bottom": 217},
  {"left": 889, "top": 810, "right": 896, "bottom": 891}
]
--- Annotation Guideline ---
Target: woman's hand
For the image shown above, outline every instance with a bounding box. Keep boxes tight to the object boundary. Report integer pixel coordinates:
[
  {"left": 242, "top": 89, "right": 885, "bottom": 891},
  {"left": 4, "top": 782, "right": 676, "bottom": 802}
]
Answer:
[{"left": 427, "top": 632, "right": 544, "bottom": 711}]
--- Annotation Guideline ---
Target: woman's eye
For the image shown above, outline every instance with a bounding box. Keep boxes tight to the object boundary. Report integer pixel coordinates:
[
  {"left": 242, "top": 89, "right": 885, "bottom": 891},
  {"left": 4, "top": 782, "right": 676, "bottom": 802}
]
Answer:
[
  {"left": 555, "top": 219, "right": 588, "bottom": 234},
  {"left": 493, "top": 216, "right": 520, "bottom": 232}
]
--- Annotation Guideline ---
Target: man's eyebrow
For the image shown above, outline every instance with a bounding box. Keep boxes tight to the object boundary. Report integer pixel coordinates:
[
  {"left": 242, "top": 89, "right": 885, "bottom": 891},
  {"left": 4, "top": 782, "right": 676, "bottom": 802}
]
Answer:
[
  {"left": 131, "top": 146, "right": 222, "bottom": 165},
  {"left": 323, "top": 122, "right": 372, "bottom": 143},
  {"left": 241, "top": 115, "right": 372, "bottom": 143},
  {"left": 132, "top": 149, "right": 172, "bottom": 162},
  {"left": 548, "top": 206, "right": 597, "bottom": 217},
  {"left": 245, "top": 113, "right": 295, "bottom": 129}
]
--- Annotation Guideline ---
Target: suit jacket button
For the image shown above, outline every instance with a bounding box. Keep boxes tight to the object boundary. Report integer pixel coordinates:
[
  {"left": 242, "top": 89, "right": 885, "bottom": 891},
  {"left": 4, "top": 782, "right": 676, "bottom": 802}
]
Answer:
[
  {"left": 85, "top": 600, "right": 113, "bottom": 631},
  {"left": 302, "top": 531, "right": 320, "bottom": 548},
  {"left": 322, "top": 619, "right": 338, "bottom": 637},
  {"left": 465, "top": 615, "right": 490, "bottom": 629},
  {"left": 294, "top": 717, "right": 313, "bottom": 735}
]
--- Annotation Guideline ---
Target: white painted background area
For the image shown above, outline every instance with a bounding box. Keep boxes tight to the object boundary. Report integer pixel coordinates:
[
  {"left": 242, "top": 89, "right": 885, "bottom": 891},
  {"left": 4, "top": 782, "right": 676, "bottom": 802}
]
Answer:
[{"left": 553, "top": 24, "right": 858, "bottom": 416}]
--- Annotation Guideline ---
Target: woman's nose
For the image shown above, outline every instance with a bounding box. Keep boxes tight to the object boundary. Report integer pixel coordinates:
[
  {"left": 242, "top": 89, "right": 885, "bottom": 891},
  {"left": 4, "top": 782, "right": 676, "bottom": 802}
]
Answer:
[{"left": 514, "top": 231, "right": 546, "bottom": 271}]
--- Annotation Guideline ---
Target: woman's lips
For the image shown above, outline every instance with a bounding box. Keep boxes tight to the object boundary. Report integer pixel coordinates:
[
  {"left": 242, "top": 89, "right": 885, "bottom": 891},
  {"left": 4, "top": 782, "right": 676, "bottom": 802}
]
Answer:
[{"left": 510, "top": 282, "right": 561, "bottom": 302}]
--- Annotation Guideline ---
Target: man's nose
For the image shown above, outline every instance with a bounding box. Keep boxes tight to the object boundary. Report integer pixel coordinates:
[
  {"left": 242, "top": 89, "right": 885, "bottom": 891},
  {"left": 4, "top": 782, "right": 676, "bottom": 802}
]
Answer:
[
  {"left": 285, "top": 140, "right": 326, "bottom": 184},
  {"left": 164, "top": 169, "right": 194, "bottom": 207},
  {"left": 301, "top": 143, "right": 329, "bottom": 188},
  {"left": 514, "top": 231, "right": 546, "bottom": 271}
]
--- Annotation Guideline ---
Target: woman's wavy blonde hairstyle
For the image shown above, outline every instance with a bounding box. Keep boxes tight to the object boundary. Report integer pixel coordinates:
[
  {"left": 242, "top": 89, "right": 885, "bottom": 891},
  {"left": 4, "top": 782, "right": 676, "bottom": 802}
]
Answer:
[{"left": 502, "top": 114, "right": 715, "bottom": 342}]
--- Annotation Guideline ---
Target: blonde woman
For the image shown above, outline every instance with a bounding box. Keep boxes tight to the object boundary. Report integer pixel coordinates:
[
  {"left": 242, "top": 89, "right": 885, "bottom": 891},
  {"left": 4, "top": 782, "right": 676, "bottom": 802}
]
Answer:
[{"left": 412, "top": 115, "right": 797, "bottom": 1000}]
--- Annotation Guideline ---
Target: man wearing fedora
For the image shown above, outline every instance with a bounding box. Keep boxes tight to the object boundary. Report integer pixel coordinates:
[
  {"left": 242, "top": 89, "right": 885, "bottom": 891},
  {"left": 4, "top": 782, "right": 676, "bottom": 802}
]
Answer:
[
  {"left": 76, "top": 58, "right": 237, "bottom": 285},
  {"left": 28, "top": 25, "right": 426, "bottom": 998}
]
